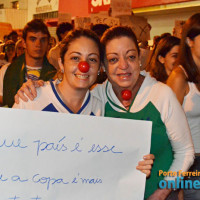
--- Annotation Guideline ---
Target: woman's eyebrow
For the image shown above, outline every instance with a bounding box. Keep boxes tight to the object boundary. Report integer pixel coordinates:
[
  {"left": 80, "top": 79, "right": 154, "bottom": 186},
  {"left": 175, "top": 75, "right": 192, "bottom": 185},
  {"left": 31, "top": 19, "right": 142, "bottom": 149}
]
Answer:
[
  {"left": 106, "top": 52, "right": 118, "bottom": 56},
  {"left": 88, "top": 53, "right": 99, "bottom": 57},
  {"left": 69, "top": 52, "right": 81, "bottom": 55}
]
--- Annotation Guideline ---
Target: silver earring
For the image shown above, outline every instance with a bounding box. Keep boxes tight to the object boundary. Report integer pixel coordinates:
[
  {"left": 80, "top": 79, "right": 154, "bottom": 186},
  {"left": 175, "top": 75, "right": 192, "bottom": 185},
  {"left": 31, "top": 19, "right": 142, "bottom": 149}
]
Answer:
[
  {"left": 58, "top": 69, "right": 64, "bottom": 81},
  {"left": 98, "top": 71, "right": 100, "bottom": 75}
]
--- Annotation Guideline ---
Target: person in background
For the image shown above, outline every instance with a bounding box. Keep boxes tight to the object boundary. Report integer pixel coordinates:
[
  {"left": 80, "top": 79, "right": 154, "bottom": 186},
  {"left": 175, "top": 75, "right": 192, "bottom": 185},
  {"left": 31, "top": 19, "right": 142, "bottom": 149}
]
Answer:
[
  {"left": 0, "top": 40, "right": 16, "bottom": 106},
  {"left": 167, "top": 13, "right": 200, "bottom": 200},
  {"left": 0, "top": 39, "right": 25, "bottom": 105},
  {"left": 0, "top": 35, "right": 8, "bottom": 53},
  {"left": 8, "top": 30, "right": 18, "bottom": 43},
  {"left": 91, "top": 24, "right": 110, "bottom": 38},
  {"left": 3, "top": 35, "right": 9, "bottom": 43},
  {"left": 146, "top": 36, "right": 180, "bottom": 83},
  {"left": 48, "top": 22, "right": 73, "bottom": 70},
  {"left": 0, "top": 19, "right": 56, "bottom": 107},
  {"left": 146, "top": 33, "right": 172, "bottom": 72},
  {"left": 4, "top": 40, "right": 16, "bottom": 63},
  {"left": 0, "top": 40, "right": 16, "bottom": 68},
  {"left": 15, "top": 39, "right": 25, "bottom": 58},
  {"left": 48, "top": 36, "right": 56, "bottom": 52}
]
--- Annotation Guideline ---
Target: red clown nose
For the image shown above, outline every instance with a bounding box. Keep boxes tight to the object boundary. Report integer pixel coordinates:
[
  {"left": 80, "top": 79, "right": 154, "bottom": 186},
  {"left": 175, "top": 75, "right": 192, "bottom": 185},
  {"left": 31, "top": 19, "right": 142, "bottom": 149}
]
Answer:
[
  {"left": 121, "top": 89, "right": 132, "bottom": 101},
  {"left": 78, "top": 61, "right": 90, "bottom": 73}
]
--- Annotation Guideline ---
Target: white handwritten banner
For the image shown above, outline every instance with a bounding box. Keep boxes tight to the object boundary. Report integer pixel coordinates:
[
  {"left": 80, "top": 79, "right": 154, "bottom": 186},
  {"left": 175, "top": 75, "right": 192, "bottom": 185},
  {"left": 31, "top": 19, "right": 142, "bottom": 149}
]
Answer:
[{"left": 0, "top": 108, "right": 151, "bottom": 200}]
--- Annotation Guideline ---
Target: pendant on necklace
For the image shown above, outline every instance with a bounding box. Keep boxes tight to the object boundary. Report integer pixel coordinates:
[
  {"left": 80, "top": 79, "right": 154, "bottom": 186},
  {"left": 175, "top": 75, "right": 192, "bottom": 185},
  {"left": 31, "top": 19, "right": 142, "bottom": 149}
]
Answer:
[{"left": 121, "top": 89, "right": 132, "bottom": 101}]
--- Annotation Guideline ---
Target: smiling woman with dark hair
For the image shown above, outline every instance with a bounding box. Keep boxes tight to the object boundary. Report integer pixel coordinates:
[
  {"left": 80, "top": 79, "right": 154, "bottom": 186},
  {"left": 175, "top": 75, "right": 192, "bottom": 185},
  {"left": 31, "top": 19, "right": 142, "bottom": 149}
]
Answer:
[
  {"left": 93, "top": 26, "right": 194, "bottom": 199},
  {"left": 13, "top": 29, "right": 103, "bottom": 115},
  {"left": 146, "top": 36, "right": 180, "bottom": 83}
]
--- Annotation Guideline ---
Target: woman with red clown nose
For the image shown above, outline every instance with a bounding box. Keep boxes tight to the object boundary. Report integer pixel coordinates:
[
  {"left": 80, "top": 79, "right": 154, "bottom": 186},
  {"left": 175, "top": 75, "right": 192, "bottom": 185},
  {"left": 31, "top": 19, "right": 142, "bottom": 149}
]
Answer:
[
  {"left": 92, "top": 26, "right": 194, "bottom": 199},
  {"left": 13, "top": 29, "right": 103, "bottom": 115}
]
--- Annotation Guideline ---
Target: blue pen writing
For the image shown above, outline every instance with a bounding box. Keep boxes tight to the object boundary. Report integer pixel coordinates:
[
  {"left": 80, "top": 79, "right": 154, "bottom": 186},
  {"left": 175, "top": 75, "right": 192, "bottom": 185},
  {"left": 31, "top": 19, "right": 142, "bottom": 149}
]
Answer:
[
  {"left": 33, "top": 136, "right": 68, "bottom": 156},
  {"left": 32, "top": 174, "right": 69, "bottom": 190},
  {"left": 71, "top": 173, "right": 79, "bottom": 184},
  {"left": 11, "top": 175, "right": 28, "bottom": 182},
  {"left": 31, "top": 196, "right": 41, "bottom": 200},
  {"left": 88, "top": 144, "right": 123, "bottom": 153},
  {"left": 80, "top": 177, "right": 102, "bottom": 184},
  {"left": 8, "top": 196, "right": 20, "bottom": 200},
  {"left": 0, "top": 174, "right": 8, "bottom": 182},
  {"left": 71, "top": 137, "right": 83, "bottom": 152},
  {"left": 0, "top": 138, "right": 27, "bottom": 149},
  {"left": 71, "top": 173, "right": 102, "bottom": 184}
]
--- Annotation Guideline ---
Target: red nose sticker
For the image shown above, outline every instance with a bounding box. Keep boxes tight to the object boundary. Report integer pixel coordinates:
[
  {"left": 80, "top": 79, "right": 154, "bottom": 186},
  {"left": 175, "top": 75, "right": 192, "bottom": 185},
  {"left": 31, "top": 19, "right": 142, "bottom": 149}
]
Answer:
[
  {"left": 121, "top": 90, "right": 132, "bottom": 101},
  {"left": 78, "top": 61, "right": 90, "bottom": 73}
]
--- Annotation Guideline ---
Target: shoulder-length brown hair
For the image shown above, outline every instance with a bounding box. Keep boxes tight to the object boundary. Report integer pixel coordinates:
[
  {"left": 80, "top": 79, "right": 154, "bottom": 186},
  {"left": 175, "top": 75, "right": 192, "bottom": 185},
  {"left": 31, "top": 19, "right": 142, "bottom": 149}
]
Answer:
[{"left": 146, "top": 36, "right": 180, "bottom": 82}]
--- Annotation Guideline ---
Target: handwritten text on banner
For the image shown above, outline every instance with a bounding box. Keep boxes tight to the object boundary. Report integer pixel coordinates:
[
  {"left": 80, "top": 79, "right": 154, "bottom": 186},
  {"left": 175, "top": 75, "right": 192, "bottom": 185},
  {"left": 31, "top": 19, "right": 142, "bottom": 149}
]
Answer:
[{"left": 0, "top": 108, "right": 151, "bottom": 200}]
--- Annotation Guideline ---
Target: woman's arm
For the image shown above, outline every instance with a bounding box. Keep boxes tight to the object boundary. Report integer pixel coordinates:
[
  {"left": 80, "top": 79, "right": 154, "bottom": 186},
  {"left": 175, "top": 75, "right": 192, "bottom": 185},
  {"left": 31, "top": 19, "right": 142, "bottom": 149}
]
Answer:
[
  {"left": 148, "top": 84, "right": 194, "bottom": 199},
  {"left": 162, "top": 86, "right": 194, "bottom": 179},
  {"left": 166, "top": 67, "right": 188, "bottom": 104}
]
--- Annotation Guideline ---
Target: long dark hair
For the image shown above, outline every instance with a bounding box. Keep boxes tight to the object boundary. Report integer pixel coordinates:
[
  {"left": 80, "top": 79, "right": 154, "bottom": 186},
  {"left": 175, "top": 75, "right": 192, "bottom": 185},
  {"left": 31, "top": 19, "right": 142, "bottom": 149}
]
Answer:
[
  {"left": 146, "top": 36, "right": 180, "bottom": 82},
  {"left": 178, "top": 13, "right": 200, "bottom": 83}
]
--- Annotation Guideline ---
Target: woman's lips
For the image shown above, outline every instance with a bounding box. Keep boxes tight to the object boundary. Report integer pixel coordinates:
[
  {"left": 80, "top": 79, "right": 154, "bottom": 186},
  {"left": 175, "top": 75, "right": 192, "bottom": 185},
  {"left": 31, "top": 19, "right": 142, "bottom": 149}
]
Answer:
[
  {"left": 117, "top": 73, "right": 132, "bottom": 79},
  {"left": 75, "top": 74, "right": 89, "bottom": 80}
]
